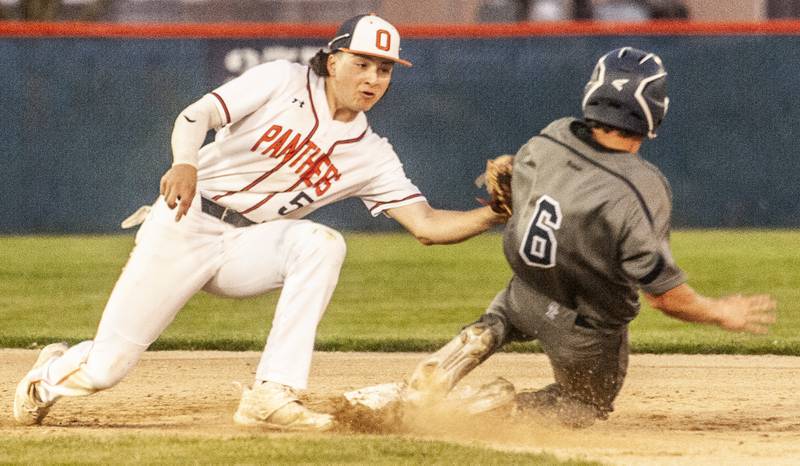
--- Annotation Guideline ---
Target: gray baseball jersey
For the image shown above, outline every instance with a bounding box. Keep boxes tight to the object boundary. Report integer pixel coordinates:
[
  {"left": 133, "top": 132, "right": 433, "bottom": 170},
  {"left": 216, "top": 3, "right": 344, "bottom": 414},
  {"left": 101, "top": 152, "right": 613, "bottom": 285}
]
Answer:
[{"left": 503, "top": 117, "right": 686, "bottom": 327}]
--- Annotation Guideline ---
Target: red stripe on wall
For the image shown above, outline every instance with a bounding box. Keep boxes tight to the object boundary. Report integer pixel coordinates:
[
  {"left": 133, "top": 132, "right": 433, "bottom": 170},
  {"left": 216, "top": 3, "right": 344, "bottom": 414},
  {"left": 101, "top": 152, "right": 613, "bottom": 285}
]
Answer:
[
  {"left": 401, "top": 20, "right": 800, "bottom": 37},
  {"left": 2, "top": 20, "right": 800, "bottom": 38},
  {"left": 0, "top": 21, "right": 335, "bottom": 38}
]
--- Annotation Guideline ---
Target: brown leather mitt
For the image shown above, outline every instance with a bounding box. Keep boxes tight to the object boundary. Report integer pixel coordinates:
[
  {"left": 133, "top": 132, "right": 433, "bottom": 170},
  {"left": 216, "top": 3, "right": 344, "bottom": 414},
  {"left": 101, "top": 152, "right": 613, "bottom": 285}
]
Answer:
[{"left": 477, "top": 156, "right": 513, "bottom": 218}]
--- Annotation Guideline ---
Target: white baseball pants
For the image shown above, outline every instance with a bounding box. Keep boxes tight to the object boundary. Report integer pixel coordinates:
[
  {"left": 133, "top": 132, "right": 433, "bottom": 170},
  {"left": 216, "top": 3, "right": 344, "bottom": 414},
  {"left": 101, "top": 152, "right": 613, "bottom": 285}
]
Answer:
[{"left": 34, "top": 193, "right": 346, "bottom": 402}]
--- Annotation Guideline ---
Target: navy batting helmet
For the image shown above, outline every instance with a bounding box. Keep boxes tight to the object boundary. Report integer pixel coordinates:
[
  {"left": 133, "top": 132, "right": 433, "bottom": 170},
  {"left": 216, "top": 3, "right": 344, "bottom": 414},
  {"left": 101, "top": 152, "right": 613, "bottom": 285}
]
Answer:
[{"left": 582, "top": 47, "right": 669, "bottom": 139}]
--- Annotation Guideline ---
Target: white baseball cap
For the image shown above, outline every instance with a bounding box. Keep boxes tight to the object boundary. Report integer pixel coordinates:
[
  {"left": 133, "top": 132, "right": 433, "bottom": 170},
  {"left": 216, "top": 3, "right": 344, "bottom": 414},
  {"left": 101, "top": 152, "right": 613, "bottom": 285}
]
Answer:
[{"left": 327, "top": 14, "right": 412, "bottom": 67}]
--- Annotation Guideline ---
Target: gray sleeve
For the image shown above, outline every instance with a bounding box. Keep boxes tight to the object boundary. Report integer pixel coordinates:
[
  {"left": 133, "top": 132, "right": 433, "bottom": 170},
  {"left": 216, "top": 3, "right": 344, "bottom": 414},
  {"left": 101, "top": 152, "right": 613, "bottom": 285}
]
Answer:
[{"left": 618, "top": 197, "right": 686, "bottom": 295}]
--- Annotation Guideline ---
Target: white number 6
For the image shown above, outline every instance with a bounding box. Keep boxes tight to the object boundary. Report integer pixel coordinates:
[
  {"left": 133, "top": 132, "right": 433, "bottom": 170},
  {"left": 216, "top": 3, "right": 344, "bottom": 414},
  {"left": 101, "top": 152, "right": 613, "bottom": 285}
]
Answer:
[{"left": 519, "top": 195, "right": 562, "bottom": 268}]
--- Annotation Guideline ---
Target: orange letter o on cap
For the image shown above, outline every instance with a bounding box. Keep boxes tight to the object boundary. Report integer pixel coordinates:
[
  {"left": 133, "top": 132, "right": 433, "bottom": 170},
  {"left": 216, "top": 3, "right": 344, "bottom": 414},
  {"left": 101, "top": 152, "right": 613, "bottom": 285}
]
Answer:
[{"left": 375, "top": 29, "right": 391, "bottom": 51}]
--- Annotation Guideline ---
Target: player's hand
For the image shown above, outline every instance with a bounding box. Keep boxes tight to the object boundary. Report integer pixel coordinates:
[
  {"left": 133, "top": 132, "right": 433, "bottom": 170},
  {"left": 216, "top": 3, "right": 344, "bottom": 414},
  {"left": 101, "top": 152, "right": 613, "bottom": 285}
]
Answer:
[
  {"left": 160, "top": 163, "right": 197, "bottom": 222},
  {"left": 715, "top": 294, "right": 777, "bottom": 334}
]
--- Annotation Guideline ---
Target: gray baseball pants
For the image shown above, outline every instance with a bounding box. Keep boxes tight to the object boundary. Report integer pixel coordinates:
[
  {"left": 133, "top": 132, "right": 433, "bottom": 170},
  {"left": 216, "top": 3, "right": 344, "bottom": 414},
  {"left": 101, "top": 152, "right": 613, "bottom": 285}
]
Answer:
[{"left": 479, "top": 276, "right": 629, "bottom": 422}]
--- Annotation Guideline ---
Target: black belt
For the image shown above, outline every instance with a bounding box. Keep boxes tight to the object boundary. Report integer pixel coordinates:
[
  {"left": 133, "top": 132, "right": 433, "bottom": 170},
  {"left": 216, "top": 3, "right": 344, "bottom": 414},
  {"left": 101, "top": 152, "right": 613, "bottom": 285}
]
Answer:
[{"left": 200, "top": 197, "right": 256, "bottom": 228}]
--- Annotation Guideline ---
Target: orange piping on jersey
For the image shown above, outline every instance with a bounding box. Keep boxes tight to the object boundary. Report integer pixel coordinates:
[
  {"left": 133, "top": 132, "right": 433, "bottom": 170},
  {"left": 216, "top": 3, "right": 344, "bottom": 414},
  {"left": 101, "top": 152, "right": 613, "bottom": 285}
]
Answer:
[
  {"left": 212, "top": 67, "right": 320, "bottom": 202},
  {"left": 239, "top": 128, "right": 368, "bottom": 215},
  {"left": 368, "top": 193, "right": 424, "bottom": 213},
  {"left": 210, "top": 92, "right": 231, "bottom": 125}
]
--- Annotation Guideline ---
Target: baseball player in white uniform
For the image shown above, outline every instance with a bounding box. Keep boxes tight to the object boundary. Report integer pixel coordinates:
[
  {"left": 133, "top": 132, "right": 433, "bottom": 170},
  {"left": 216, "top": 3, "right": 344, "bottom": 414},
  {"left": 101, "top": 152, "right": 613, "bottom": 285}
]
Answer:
[{"left": 14, "top": 14, "right": 507, "bottom": 431}]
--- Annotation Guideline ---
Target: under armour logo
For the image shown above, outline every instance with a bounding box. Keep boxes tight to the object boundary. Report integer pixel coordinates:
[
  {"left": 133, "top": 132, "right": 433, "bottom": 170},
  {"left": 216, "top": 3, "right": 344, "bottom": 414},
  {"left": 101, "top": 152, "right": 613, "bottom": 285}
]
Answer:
[
  {"left": 545, "top": 302, "right": 560, "bottom": 320},
  {"left": 612, "top": 79, "right": 630, "bottom": 91},
  {"left": 292, "top": 98, "right": 305, "bottom": 108}
]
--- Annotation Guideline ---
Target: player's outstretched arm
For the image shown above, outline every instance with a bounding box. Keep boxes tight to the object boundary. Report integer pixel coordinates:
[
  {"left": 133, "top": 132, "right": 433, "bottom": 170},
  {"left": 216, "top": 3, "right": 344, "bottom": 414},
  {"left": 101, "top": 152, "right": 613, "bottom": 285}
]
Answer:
[
  {"left": 387, "top": 202, "right": 506, "bottom": 245},
  {"left": 160, "top": 95, "right": 224, "bottom": 221},
  {"left": 644, "top": 283, "right": 777, "bottom": 334}
]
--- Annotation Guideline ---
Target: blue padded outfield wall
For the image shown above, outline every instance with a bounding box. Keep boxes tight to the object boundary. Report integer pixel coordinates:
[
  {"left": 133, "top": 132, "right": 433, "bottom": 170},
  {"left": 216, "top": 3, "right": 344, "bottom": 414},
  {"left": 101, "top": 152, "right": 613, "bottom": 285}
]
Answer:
[{"left": 1, "top": 30, "right": 799, "bottom": 232}]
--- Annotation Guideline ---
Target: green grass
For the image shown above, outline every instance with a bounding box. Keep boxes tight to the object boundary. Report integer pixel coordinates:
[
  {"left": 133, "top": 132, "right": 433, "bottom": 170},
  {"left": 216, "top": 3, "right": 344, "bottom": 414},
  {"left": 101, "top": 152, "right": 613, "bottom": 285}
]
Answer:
[
  {"left": 0, "top": 434, "right": 598, "bottom": 465},
  {"left": 0, "top": 230, "right": 798, "bottom": 354}
]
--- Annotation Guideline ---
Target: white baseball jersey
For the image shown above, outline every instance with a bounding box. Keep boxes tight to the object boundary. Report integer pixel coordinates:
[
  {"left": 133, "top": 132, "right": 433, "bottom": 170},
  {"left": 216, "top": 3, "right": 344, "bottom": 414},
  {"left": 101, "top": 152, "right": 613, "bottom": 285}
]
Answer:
[
  {"left": 24, "top": 21, "right": 434, "bottom": 422},
  {"left": 198, "top": 59, "right": 426, "bottom": 222},
  {"left": 29, "top": 59, "right": 429, "bottom": 407}
]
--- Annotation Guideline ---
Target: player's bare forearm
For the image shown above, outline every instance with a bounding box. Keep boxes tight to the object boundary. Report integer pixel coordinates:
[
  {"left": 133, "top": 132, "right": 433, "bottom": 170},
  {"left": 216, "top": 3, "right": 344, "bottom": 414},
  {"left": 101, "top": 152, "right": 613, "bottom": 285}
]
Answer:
[
  {"left": 645, "top": 284, "right": 717, "bottom": 323},
  {"left": 644, "top": 283, "right": 777, "bottom": 334},
  {"left": 387, "top": 202, "right": 505, "bottom": 245}
]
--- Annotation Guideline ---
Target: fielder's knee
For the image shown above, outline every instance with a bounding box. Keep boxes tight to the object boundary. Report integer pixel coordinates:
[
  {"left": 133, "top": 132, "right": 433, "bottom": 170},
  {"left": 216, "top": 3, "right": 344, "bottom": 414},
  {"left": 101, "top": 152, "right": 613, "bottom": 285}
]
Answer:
[{"left": 292, "top": 222, "right": 346, "bottom": 266}]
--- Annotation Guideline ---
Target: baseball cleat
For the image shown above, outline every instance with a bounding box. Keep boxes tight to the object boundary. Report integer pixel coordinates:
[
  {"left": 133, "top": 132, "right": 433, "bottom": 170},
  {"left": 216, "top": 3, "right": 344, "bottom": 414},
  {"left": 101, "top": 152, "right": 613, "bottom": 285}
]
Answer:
[
  {"left": 458, "top": 377, "right": 517, "bottom": 415},
  {"left": 406, "top": 321, "right": 498, "bottom": 405},
  {"left": 233, "top": 381, "right": 334, "bottom": 431},
  {"left": 515, "top": 382, "right": 562, "bottom": 413},
  {"left": 515, "top": 384, "right": 602, "bottom": 428},
  {"left": 13, "top": 342, "right": 69, "bottom": 425}
]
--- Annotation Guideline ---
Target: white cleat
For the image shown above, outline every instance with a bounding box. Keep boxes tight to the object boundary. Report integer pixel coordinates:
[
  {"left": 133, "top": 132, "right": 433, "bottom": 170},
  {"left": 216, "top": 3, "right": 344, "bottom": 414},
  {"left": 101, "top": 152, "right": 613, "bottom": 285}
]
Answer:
[
  {"left": 405, "top": 322, "right": 498, "bottom": 405},
  {"left": 13, "top": 342, "right": 69, "bottom": 425},
  {"left": 233, "top": 381, "right": 334, "bottom": 432}
]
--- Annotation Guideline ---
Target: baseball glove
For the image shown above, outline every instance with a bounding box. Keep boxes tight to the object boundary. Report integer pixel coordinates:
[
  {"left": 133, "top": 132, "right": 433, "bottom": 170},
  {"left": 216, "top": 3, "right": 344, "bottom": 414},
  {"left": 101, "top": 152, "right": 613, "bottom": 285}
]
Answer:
[{"left": 476, "top": 156, "right": 513, "bottom": 217}]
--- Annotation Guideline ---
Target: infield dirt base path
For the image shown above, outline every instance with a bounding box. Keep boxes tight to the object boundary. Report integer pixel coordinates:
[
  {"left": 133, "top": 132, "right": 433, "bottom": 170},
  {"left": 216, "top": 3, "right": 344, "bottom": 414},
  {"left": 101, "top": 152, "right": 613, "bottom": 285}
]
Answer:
[{"left": 1, "top": 350, "right": 799, "bottom": 465}]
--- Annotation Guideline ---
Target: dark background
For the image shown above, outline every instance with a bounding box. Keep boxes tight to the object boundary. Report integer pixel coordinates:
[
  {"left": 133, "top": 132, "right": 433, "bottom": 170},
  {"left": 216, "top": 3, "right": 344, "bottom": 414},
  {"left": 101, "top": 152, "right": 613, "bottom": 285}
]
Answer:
[{"left": 1, "top": 35, "right": 798, "bottom": 232}]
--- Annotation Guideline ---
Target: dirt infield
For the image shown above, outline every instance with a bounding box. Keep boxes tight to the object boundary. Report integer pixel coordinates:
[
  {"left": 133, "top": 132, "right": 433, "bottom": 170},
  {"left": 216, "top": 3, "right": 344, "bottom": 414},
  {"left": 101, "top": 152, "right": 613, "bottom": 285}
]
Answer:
[{"left": 2, "top": 350, "right": 799, "bottom": 465}]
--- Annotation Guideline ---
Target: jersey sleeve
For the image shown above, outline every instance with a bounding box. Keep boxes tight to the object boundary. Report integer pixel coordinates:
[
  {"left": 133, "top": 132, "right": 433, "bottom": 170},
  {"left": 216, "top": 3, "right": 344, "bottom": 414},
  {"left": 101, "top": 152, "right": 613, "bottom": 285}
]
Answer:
[
  {"left": 356, "top": 137, "right": 426, "bottom": 217},
  {"left": 618, "top": 196, "right": 686, "bottom": 295},
  {"left": 207, "top": 60, "right": 295, "bottom": 126}
]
